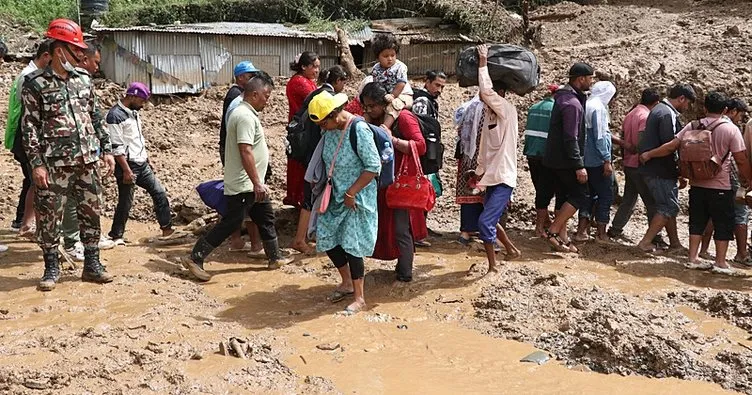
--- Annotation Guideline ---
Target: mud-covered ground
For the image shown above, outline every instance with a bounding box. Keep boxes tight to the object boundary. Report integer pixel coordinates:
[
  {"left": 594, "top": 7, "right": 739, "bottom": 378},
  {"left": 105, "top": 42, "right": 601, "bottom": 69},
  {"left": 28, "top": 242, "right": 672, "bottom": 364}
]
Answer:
[{"left": 3, "top": 0, "right": 752, "bottom": 393}]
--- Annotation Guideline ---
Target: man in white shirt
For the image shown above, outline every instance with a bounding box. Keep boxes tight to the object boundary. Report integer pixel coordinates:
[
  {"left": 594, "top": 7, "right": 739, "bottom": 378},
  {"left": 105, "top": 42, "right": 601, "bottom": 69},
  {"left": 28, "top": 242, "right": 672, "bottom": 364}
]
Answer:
[
  {"left": 106, "top": 82, "right": 176, "bottom": 243},
  {"left": 474, "top": 44, "right": 521, "bottom": 273}
]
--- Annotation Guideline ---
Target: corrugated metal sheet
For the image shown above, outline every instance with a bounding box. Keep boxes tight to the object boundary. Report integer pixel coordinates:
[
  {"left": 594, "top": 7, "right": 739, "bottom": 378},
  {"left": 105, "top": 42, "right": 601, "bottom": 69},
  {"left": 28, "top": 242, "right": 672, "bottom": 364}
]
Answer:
[
  {"left": 150, "top": 55, "right": 203, "bottom": 94},
  {"left": 95, "top": 22, "right": 333, "bottom": 39},
  {"left": 97, "top": 25, "right": 340, "bottom": 93}
]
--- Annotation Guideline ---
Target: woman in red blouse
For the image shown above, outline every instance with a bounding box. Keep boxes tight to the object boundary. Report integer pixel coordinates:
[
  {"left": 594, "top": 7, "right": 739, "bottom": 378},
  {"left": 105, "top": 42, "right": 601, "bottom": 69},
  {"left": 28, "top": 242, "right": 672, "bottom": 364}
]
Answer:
[
  {"left": 361, "top": 82, "right": 428, "bottom": 282},
  {"left": 285, "top": 51, "right": 320, "bottom": 207}
]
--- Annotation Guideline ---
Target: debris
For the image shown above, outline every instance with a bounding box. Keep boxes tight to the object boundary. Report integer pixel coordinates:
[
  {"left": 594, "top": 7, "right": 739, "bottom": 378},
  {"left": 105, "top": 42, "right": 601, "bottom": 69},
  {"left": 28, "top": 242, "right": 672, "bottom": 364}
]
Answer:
[
  {"left": 520, "top": 351, "right": 551, "bottom": 365},
  {"left": 23, "top": 379, "right": 49, "bottom": 390},
  {"left": 219, "top": 341, "right": 229, "bottom": 356},
  {"left": 316, "top": 343, "right": 341, "bottom": 351},
  {"left": 303, "top": 333, "right": 311, "bottom": 337},
  {"left": 191, "top": 352, "right": 203, "bottom": 360},
  {"left": 300, "top": 355, "right": 307, "bottom": 364},
  {"left": 397, "top": 325, "right": 408, "bottom": 330},
  {"left": 436, "top": 295, "right": 464, "bottom": 304},
  {"left": 229, "top": 337, "right": 247, "bottom": 359},
  {"left": 724, "top": 25, "right": 741, "bottom": 36}
]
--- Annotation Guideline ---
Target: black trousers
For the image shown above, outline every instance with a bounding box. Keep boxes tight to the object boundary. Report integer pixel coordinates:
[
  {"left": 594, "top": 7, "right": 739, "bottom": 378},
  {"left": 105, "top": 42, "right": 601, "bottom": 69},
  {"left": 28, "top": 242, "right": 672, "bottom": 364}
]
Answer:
[
  {"left": 14, "top": 161, "right": 31, "bottom": 224},
  {"left": 205, "top": 192, "right": 277, "bottom": 248},
  {"left": 326, "top": 245, "right": 365, "bottom": 280},
  {"left": 109, "top": 161, "right": 172, "bottom": 239}
]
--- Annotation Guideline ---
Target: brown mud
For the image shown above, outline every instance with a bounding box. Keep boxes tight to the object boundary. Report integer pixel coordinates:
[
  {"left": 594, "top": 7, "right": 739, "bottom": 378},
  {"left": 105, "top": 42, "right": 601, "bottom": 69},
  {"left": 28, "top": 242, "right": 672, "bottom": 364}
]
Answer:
[{"left": 3, "top": 0, "right": 752, "bottom": 393}]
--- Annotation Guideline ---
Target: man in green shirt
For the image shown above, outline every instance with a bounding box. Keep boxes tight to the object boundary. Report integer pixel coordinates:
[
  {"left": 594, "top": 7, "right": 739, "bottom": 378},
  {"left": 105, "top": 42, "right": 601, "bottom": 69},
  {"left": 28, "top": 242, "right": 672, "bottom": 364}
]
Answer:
[
  {"left": 185, "top": 72, "right": 293, "bottom": 281},
  {"left": 524, "top": 84, "right": 565, "bottom": 238}
]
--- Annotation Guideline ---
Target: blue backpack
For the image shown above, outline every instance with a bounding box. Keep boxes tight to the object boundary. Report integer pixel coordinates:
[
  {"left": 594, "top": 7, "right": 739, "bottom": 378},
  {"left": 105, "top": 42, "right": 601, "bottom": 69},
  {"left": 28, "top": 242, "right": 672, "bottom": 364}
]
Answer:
[{"left": 349, "top": 118, "right": 395, "bottom": 189}]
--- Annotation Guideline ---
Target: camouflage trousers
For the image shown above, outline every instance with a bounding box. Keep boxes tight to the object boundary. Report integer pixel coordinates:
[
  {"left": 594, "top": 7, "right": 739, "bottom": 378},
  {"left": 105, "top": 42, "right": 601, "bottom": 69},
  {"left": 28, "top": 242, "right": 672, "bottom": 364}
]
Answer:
[{"left": 34, "top": 163, "right": 102, "bottom": 253}]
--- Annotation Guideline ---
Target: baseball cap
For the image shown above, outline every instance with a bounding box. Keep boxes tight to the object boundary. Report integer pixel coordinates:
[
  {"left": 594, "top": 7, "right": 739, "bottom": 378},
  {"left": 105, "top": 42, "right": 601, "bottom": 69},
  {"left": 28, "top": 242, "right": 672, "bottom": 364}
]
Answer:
[
  {"left": 568, "top": 62, "right": 595, "bottom": 78},
  {"left": 308, "top": 91, "right": 349, "bottom": 122},
  {"left": 126, "top": 82, "right": 150, "bottom": 100},
  {"left": 234, "top": 61, "right": 259, "bottom": 77}
]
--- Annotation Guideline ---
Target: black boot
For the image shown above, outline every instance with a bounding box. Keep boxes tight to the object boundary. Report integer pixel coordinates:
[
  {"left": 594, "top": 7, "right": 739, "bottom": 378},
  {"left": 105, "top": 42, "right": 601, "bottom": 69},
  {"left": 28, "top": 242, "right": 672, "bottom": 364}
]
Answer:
[
  {"left": 185, "top": 237, "right": 214, "bottom": 281},
  {"left": 39, "top": 250, "right": 60, "bottom": 291},
  {"left": 82, "top": 246, "right": 114, "bottom": 284},
  {"left": 262, "top": 238, "right": 293, "bottom": 269}
]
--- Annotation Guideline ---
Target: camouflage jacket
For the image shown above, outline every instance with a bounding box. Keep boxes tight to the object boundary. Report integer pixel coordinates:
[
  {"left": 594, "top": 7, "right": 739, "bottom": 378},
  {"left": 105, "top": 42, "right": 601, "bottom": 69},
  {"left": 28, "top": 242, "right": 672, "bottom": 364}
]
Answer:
[{"left": 21, "top": 67, "right": 111, "bottom": 169}]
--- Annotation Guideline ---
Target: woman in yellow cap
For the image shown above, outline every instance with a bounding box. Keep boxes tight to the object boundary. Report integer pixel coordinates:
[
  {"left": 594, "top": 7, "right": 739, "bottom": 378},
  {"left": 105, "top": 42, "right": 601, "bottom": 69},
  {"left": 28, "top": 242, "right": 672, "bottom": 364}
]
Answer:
[{"left": 308, "top": 91, "right": 381, "bottom": 315}]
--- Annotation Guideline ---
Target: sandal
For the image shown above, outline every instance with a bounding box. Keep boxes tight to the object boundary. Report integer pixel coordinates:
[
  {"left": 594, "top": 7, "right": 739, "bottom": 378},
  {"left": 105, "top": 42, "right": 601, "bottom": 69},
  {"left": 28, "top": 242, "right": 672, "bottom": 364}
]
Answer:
[
  {"left": 545, "top": 231, "right": 571, "bottom": 253},
  {"left": 340, "top": 302, "right": 365, "bottom": 316},
  {"left": 158, "top": 230, "right": 190, "bottom": 241},
  {"left": 327, "top": 289, "right": 354, "bottom": 303},
  {"left": 456, "top": 236, "right": 472, "bottom": 247},
  {"left": 711, "top": 266, "right": 736, "bottom": 276}
]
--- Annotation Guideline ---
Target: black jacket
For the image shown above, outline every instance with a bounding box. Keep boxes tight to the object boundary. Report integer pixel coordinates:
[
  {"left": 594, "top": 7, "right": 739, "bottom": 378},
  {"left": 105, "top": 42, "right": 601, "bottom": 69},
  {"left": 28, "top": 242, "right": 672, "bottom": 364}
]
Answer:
[{"left": 543, "top": 85, "right": 588, "bottom": 170}]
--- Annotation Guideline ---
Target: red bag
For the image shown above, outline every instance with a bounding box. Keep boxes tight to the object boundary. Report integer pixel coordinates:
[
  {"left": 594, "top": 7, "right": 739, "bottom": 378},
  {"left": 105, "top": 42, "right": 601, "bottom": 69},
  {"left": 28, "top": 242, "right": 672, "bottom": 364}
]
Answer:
[{"left": 386, "top": 141, "right": 436, "bottom": 211}]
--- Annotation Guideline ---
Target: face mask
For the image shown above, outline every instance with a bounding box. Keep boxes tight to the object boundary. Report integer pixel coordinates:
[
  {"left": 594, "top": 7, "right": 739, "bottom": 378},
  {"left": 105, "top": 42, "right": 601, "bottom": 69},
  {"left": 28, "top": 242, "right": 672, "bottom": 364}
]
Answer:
[{"left": 60, "top": 46, "right": 81, "bottom": 73}]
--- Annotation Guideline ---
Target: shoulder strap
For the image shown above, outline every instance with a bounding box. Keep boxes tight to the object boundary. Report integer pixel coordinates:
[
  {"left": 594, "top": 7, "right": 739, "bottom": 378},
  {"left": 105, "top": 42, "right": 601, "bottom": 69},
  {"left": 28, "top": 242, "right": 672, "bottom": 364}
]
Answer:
[{"left": 349, "top": 118, "right": 364, "bottom": 159}]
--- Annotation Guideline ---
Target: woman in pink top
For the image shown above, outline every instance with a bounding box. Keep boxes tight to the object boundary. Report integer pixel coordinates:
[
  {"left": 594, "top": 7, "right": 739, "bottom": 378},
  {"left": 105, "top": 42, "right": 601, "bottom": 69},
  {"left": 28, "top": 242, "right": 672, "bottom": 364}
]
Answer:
[
  {"left": 609, "top": 88, "right": 660, "bottom": 238},
  {"left": 285, "top": 52, "right": 320, "bottom": 207}
]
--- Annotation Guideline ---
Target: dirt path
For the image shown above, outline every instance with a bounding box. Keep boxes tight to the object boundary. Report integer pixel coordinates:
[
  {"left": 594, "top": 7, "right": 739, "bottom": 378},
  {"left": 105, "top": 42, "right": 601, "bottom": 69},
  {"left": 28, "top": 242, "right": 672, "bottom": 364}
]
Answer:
[{"left": 0, "top": 220, "right": 747, "bottom": 394}]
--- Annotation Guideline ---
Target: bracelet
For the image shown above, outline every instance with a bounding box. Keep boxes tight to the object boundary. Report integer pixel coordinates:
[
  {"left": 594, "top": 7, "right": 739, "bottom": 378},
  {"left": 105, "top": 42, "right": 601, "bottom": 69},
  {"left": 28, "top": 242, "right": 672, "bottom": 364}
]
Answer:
[{"left": 345, "top": 192, "right": 355, "bottom": 199}]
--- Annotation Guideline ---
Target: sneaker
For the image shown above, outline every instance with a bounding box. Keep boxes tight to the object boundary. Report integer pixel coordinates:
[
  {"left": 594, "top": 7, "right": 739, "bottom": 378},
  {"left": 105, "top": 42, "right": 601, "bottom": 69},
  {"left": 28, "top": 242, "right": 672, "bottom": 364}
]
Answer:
[
  {"left": 112, "top": 238, "right": 126, "bottom": 247},
  {"left": 0, "top": 244, "right": 7, "bottom": 253},
  {"left": 98, "top": 237, "right": 116, "bottom": 250},
  {"left": 65, "top": 242, "right": 85, "bottom": 262}
]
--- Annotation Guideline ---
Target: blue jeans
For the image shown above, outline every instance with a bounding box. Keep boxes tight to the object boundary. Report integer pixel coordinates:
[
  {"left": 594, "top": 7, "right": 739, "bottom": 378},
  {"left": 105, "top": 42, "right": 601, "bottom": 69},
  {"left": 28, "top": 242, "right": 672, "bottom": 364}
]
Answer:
[
  {"left": 109, "top": 161, "right": 172, "bottom": 239},
  {"left": 478, "top": 184, "right": 513, "bottom": 243},
  {"left": 580, "top": 166, "right": 614, "bottom": 224}
]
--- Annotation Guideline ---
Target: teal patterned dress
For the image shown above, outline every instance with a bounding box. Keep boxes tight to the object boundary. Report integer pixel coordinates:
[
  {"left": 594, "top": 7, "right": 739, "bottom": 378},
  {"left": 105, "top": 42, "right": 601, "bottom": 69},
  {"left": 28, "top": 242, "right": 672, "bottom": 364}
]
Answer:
[{"left": 316, "top": 121, "right": 381, "bottom": 257}]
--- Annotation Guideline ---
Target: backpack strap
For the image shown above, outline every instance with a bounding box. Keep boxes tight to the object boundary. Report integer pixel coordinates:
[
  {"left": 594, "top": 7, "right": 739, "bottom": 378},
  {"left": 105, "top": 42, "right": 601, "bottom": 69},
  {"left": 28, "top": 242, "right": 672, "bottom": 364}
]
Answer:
[
  {"left": 706, "top": 118, "right": 733, "bottom": 163},
  {"left": 349, "top": 117, "right": 365, "bottom": 160}
]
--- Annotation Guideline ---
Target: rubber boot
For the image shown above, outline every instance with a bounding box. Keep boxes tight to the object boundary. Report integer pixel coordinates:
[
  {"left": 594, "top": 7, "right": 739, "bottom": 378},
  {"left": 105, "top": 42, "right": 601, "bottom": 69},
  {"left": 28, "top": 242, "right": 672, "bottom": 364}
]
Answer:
[
  {"left": 82, "top": 246, "right": 114, "bottom": 284},
  {"left": 185, "top": 237, "right": 214, "bottom": 281},
  {"left": 263, "top": 238, "right": 293, "bottom": 269},
  {"left": 38, "top": 250, "right": 61, "bottom": 291}
]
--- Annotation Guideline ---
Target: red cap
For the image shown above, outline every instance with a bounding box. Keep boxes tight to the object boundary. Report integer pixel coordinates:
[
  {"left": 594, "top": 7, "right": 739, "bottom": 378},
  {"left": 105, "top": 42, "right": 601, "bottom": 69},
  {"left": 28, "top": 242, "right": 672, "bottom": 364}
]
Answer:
[{"left": 46, "top": 19, "right": 87, "bottom": 49}]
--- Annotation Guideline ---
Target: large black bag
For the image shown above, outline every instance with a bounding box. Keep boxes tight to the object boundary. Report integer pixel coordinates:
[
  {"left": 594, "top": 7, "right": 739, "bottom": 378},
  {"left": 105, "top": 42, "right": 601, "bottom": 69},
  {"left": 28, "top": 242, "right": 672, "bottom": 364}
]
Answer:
[
  {"left": 394, "top": 112, "right": 444, "bottom": 175},
  {"left": 456, "top": 44, "right": 540, "bottom": 95}
]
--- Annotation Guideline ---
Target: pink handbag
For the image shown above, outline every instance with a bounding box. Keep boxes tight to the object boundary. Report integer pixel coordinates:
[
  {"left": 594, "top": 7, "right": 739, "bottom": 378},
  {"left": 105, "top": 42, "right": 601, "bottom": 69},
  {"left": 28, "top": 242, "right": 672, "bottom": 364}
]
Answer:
[{"left": 318, "top": 126, "right": 349, "bottom": 214}]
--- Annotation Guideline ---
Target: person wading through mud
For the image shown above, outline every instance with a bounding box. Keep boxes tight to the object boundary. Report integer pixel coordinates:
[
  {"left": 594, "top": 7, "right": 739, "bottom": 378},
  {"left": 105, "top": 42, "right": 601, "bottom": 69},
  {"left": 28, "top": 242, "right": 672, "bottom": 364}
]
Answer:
[
  {"left": 285, "top": 51, "right": 320, "bottom": 208},
  {"left": 411, "top": 70, "right": 446, "bottom": 247},
  {"left": 22, "top": 19, "right": 115, "bottom": 291},
  {"left": 6, "top": 40, "right": 52, "bottom": 243},
  {"left": 474, "top": 44, "right": 521, "bottom": 270},
  {"left": 362, "top": 82, "right": 428, "bottom": 282},
  {"left": 609, "top": 88, "right": 665, "bottom": 246},
  {"left": 219, "top": 61, "right": 264, "bottom": 257},
  {"left": 574, "top": 80, "right": 617, "bottom": 243},
  {"left": 186, "top": 73, "right": 293, "bottom": 281},
  {"left": 699, "top": 98, "right": 751, "bottom": 265},
  {"left": 541, "top": 62, "right": 595, "bottom": 253},
  {"left": 524, "top": 84, "right": 566, "bottom": 239},
  {"left": 106, "top": 82, "right": 181, "bottom": 244},
  {"left": 640, "top": 91, "right": 752, "bottom": 275},
  {"left": 290, "top": 65, "right": 349, "bottom": 255},
  {"left": 307, "top": 91, "right": 381, "bottom": 314},
  {"left": 636, "top": 84, "right": 696, "bottom": 253}
]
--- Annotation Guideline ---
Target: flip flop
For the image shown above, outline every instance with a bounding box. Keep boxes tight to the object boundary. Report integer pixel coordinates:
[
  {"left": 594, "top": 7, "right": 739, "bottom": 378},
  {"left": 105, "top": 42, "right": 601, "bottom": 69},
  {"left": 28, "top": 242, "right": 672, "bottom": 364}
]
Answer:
[
  {"left": 228, "top": 242, "right": 254, "bottom": 252},
  {"left": 456, "top": 236, "right": 472, "bottom": 246},
  {"left": 327, "top": 289, "right": 354, "bottom": 303},
  {"left": 414, "top": 239, "right": 432, "bottom": 248},
  {"left": 340, "top": 303, "right": 365, "bottom": 316},
  {"left": 158, "top": 230, "right": 190, "bottom": 241},
  {"left": 247, "top": 249, "right": 266, "bottom": 259},
  {"left": 711, "top": 266, "right": 737, "bottom": 276}
]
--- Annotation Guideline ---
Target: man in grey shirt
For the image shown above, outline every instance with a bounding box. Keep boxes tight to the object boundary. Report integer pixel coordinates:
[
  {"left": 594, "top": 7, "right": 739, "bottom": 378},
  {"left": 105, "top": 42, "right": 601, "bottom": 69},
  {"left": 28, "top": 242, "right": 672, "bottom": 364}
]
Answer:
[{"left": 636, "top": 84, "right": 696, "bottom": 253}]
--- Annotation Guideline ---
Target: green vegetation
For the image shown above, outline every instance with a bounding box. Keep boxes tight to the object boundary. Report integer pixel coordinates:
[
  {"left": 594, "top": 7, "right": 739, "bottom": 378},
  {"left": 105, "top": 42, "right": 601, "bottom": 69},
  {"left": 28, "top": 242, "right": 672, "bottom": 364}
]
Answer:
[{"left": 0, "top": 0, "right": 579, "bottom": 39}]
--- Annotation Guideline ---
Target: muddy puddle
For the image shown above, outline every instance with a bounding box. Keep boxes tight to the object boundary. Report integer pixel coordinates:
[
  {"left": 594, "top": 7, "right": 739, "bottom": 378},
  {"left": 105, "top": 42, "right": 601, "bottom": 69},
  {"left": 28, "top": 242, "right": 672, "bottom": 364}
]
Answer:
[{"left": 1, "top": 220, "right": 748, "bottom": 394}]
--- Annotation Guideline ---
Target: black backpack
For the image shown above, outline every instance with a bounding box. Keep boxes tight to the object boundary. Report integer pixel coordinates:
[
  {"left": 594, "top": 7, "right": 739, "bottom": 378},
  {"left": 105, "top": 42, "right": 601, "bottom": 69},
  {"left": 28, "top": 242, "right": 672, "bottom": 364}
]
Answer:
[
  {"left": 394, "top": 112, "right": 444, "bottom": 175},
  {"left": 286, "top": 86, "right": 329, "bottom": 163}
]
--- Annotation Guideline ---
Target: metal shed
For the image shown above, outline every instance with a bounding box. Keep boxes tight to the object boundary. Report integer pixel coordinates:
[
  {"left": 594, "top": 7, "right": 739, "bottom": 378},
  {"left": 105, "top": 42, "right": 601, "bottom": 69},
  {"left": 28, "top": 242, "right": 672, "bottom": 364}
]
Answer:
[{"left": 94, "top": 22, "right": 339, "bottom": 94}]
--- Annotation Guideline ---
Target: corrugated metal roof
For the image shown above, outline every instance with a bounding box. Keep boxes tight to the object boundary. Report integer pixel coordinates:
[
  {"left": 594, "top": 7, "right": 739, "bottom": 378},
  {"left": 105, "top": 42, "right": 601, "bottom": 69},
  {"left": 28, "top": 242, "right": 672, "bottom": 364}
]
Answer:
[
  {"left": 94, "top": 22, "right": 335, "bottom": 40},
  {"left": 348, "top": 26, "right": 372, "bottom": 46},
  {"left": 351, "top": 25, "right": 475, "bottom": 44}
]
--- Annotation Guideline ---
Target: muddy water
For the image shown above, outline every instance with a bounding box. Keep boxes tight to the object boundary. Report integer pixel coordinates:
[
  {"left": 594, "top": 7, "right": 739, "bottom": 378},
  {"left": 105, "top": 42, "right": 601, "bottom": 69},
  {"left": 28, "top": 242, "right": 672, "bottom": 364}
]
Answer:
[{"left": 0, "top": 222, "right": 742, "bottom": 393}]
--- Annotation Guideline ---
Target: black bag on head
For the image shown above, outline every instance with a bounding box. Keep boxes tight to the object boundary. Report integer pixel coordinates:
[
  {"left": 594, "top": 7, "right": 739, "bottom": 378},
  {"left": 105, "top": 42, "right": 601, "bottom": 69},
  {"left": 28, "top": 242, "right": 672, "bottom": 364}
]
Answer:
[{"left": 456, "top": 44, "right": 540, "bottom": 95}]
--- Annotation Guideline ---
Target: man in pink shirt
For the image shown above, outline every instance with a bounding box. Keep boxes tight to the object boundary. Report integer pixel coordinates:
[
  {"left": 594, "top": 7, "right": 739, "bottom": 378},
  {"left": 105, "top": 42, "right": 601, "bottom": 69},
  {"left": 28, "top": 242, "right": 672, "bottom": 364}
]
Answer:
[
  {"left": 474, "top": 44, "right": 520, "bottom": 273},
  {"left": 609, "top": 88, "right": 661, "bottom": 239},
  {"left": 640, "top": 91, "right": 752, "bottom": 275}
]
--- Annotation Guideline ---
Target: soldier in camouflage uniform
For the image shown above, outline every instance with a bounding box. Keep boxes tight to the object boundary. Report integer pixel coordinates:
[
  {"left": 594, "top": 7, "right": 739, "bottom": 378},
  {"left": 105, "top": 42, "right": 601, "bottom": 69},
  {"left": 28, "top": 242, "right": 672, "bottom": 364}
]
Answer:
[{"left": 21, "top": 19, "right": 116, "bottom": 291}]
